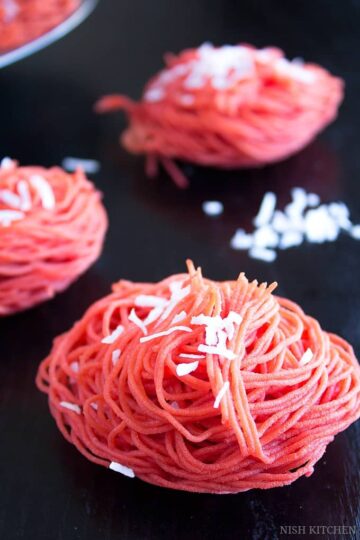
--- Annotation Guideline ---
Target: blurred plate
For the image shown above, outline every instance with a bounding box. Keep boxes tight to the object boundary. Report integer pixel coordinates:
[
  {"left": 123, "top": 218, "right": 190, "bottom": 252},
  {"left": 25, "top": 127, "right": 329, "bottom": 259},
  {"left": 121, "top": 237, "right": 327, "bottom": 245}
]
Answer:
[{"left": 0, "top": 0, "right": 98, "bottom": 69}]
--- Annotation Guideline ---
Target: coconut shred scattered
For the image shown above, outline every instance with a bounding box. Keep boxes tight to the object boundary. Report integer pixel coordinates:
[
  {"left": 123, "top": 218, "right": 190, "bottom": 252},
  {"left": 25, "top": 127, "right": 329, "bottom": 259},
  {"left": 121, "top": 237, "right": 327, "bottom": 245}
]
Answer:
[
  {"left": 60, "top": 401, "right": 81, "bottom": 415},
  {"left": 112, "top": 349, "right": 121, "bottom": 366},
  {"left": 202, "top": 200, "right": 224, "bottom": 217},
  {"left": 176, "top": 361, "right": 199, "bottom": 376},
  {"left": 179, "top": 353, "right": 206, "bottom": 359},
  {"left": 230, "top": 188, "right": 360, "bottom": 261},
  {"left": 17, "top": 181, "right": 31, "bottom": 211},
  {"left": 0, "top": 157, "right": 15, "bottom": 170},
  {"left": 109, "top": 461, "right": 135, "bottom": 478},
  {"left": 0, "top": 210, "right": 25, "bottom": 226},
  {"left": 172, "top": 310, "right": 187, "bottom": 324},
  {"left": 0, "top": 189, "right": 21, "bottom": 208},
  {"left": 144, "top": 43, "right": 315, "bottom": 103},
  {"left": 213, "top": 381, "right": 230, "bottom": 409},
  {"left": 101, "top": 325, "right": 124, "bottom": 344},
  {"left": 62, "top": 157, "right": 100, "bottom": 174},
  {"left": 300, "top": 348, "right": 313, "bottom": 366},
  {"left": 29, "top": 175, "right": 56, "bottom": 210}
]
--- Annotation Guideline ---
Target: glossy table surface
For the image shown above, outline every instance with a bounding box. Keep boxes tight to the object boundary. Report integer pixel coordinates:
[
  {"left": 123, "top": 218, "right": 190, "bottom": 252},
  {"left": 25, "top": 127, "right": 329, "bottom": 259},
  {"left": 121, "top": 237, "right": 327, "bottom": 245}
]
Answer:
[{"left": 0, "top": 1, "right": 359, "bottom": 539}]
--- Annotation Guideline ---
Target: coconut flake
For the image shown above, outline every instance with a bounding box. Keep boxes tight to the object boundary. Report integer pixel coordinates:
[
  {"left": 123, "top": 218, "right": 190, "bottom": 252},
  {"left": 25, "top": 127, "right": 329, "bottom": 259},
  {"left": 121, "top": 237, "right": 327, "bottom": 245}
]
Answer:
[
  {"left": 0, "top": 179, "right": 34, "bottom": 213},
  {"left": 143, "top": 306, "right": 164, "bottom": 326},
  {"left": 328, "top": 202, "right": 351, "bottom": 230},
  {"left": 155, "top": 64, "right": 188, "bottom": 90},
  {"left": 278, "top": 230, "right": 303, "bottom": 249},
  {"left": 185, "top": 74, "right": 204, "bottom": 89},
  {"left": 129, "top": 308, "right": 147, "bottom": 335},
  {"left": 230, "top": 229, "right": 253, "bottom": 250},
  {"left": 135, "top": 295, "right": 168, "bottom": 308},
  {"left": 307, "top": 193, "right": 320, "bottom": 207},
  {"left": 134, "top": 294, "right": 168, "bottom": 326},
  {"left": 271, "top": 210, "right": 291, "bottom": 234},
  {"left": 198, "top": 343, "right": 236, "bottom": 360},
  {"left": 192, "top": 311, "right": 241, "bottom": 359},
  {"left": 179, "top": 353, "right": 206, "bottom": 359},
  {"left": 350, "top": 224, "right": 360, "bottom": 239},
  {"left": 299, "top": 348, "right": 313, "bottom": 366},
  {"left": 0, "top": 209, "right": 25, "bottom": 226},
  {"left": 170, "top": 281, "right": 190, "bottom": 298},
  {"left": 176, "top": 361, "right": 199, "bottom": 376},
  {"left": 226, "top": 311, "right": 243, "bottom": 325},
  {"left": 275, "top": 58, "right": 315, "bottom": 84},
  {"left": 253, "top": 225, "right": 279, "bottom": 248},
  {"left": 285, "top": 187, "right": 308, "bottom": 226},
  {"left": 202, "top": 200, "right": 224, "bottom": 217},
  {"left": 140, "top": 326, "right": 192, "bottom": 343},
  {"left": 112, "top": 349, "right": 121, "bottom": 366},
  {"left": 213, "top": 381, "right": 230, "bottom": 408},
  {"left": 0, "top": 189, "right": 21, "bottom": 209},
  {"left": 223, "top": 311, "right": 243, "bottom": 340},
  {"left": 17, "top": 180, "right": 32, "bottom": 211},
  {"left": 135, "top": 284, "right": 190, "bottom": 326},
  {"left": 160, "top": 282, "right": 190, "bottom": 321},
  {"left": 253, "top": 192, "right": 277, "bottom": 228},
  {"left": 172, "top": 310, "right": 187, "bottom": 324},
  {"left": 255, "top": 48, "right": 274, "bottom": 63},
  {"left": 109, "top": 461, "right": 135, "bottom": 478},
  {"left": 62, "top": 157, "right": 100, "bottom": 174},
  {"left": 305, "top": 206, "right": 339, "bottom": 243},
  {"left": 30, "top": 175, "right": 55, "bottom": 210},
  {"left": 0, "top": 157, "right": 15, "bottom": 170},
  {"left": 191, "top": 314, "right": 223, "bottom": 346},
  {"left": 101, "top": 325, "right": 124, "bottom": 344},
  {"left": 144, "top": 88, "right": 165, "bottom": 102},
  {"left": 60, "top": 401, "right": 81, "bottom": 414},
  {"left": 249, "top": 247, "right": 277, "bottom": 262}
]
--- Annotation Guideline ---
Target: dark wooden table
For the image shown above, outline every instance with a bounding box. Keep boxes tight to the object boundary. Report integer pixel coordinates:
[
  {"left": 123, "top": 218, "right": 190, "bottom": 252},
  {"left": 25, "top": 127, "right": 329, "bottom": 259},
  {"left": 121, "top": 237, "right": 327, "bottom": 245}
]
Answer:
[{"left": 0, "top": 1, "right": 359, "bottom": 538}]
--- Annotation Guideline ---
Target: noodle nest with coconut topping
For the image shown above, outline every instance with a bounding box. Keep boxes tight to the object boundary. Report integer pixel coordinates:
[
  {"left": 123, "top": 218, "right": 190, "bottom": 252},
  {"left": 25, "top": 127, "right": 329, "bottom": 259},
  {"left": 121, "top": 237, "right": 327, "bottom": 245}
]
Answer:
[
  {"left": 0, "top": 159, "right": 108, "bottom": 315},
  {"left": 96, "top": 43, "right": 343, "bottom": 187},
  {"left": 36, "top": 261, "right": 360, "bottom": 493}
]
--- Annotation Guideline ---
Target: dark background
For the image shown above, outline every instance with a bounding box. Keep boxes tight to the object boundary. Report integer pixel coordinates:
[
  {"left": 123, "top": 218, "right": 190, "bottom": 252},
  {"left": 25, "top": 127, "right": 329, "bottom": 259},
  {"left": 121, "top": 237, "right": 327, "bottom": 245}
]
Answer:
[{"left": 0, "top": 1, "right": 359, "bottom": 539}]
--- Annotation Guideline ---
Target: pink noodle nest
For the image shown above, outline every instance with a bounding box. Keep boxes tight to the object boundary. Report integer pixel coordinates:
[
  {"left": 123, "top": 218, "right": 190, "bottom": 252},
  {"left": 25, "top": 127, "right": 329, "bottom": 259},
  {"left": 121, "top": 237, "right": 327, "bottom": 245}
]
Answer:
[
  {"left": 96, "top": 43, "right": 344, "bottom": 187},
  {"left": 0, "top": 160, "right": 108, "bottom": 315}
]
